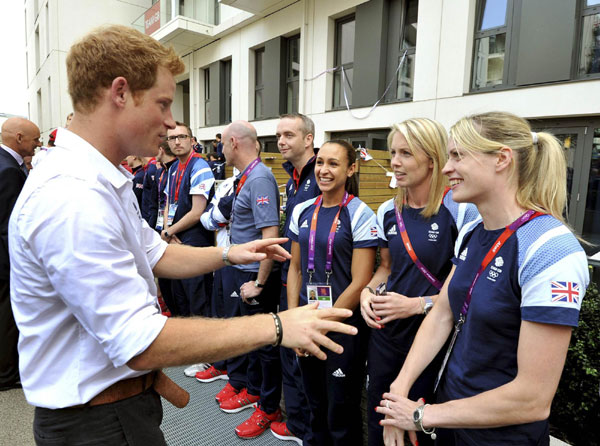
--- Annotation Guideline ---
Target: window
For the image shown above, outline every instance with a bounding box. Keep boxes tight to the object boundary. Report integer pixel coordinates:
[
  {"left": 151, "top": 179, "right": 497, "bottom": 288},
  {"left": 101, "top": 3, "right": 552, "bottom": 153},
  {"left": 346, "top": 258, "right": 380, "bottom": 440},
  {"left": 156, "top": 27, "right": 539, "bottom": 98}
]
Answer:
[
  {"left": 204, "top": 68, "right": 210, "bottom": 126},
  {"left": 395, "top": 0, "right": 418, "bottom": 100},
  {"left": 471, "top": 0, "right": 578, "bottom": 91},
  {"left": 254, "top": 48, "right": 265, "bottom": 119},
  {"left": 472, "top": 0, "right": 510, "bottom": 90},
  {"left": 578, "top": 1, "right": 600, "bottom": 77},
  {"left": 333, "top": 15, "right": 355, "bottom": 108},
  {"left": 530, "top": 118, "right": 600, "bottom": 251},
  {"left": 221, "top": 59, "right": 232, "bottom": 124},
  {"left": 45, "top": 2, "right": 50, "bottom": 58},
  {"left": 37, "top": 89, "right": 43, "bottom": 132},
  {"left": 47, "top": 77, "right": 52, "bottom": 126},
  {"left": 203, "top": 58, "right": 232, "bottom": 127},
  {"left": 286, "top": 35, "right": 300, "bottom": 113},
  {"left": 35, "top": 25, "right": 40, "bottom": 72}
]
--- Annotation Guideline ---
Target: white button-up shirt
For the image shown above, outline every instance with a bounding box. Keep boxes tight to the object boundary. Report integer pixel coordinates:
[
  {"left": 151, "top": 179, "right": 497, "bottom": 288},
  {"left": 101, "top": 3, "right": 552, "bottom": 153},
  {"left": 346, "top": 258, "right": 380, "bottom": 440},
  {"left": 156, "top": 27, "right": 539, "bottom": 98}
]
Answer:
[{"left": 9, "top": 128, "right": 168, "bottom": 409}]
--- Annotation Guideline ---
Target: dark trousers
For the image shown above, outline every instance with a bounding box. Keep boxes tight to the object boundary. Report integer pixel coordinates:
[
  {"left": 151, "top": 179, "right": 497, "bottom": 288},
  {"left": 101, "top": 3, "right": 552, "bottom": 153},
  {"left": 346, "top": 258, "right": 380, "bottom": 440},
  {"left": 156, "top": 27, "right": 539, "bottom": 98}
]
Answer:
[
  {"left": 33, "top": 388, "right": 165, "bottom": 446},
  {"left": 367, "top": 328, "right": 438, "bottom": 446},
  {"left": 0, "top": 279, "right": 20, "bottom": 388},
  {"left": 279, "top": 284, "right": 310, "bottom": 440},
  {"left": 235, "top": 268, "right": 282, "bottom": 414},
  {"left": 299, "top": 310, "right": 368, "bottom": 446},
  {"left": 221, "top": 267, "right": 248, "bottom": 390},
  {"left": 212, "top": 266, "right": 231, "bottom": 372},
  {"left": 172, "top": 273, "right": 212, "bottom": 317}
]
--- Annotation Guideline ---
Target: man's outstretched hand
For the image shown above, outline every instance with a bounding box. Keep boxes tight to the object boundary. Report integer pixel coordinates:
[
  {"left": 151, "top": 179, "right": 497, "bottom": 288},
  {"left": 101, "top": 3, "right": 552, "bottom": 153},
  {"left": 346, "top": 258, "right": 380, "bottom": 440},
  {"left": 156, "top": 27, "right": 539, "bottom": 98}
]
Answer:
[{"left": 278, "top": 303, "right": 357, "bottom": 360}]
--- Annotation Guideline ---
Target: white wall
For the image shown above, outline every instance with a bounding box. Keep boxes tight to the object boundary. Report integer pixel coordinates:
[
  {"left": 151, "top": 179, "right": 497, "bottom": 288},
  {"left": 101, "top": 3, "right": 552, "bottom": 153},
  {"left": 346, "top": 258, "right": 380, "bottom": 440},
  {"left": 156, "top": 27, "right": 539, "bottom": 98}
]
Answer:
[{"left": 25, "top": 0, "right": 152, "bottom": 139}]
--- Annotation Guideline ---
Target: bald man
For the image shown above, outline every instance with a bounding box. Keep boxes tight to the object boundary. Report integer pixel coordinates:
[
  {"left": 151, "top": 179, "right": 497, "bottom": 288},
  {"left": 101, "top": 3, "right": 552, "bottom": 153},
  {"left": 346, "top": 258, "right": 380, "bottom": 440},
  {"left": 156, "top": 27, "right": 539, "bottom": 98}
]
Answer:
[
  {"left": 218, "top": 120, "right": 284, "bottom": 439},
  {"left": 0, "top": 117, "right": 40, "bottom": 391}
]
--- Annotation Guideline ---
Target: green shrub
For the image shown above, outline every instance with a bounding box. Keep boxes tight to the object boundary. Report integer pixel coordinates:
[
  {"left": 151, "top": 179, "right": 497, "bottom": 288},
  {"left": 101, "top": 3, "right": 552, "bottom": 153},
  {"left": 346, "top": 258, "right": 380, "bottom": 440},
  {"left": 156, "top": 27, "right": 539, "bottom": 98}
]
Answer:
[{"left": 550, "top": 275, "right": 599, "bottom": 445}]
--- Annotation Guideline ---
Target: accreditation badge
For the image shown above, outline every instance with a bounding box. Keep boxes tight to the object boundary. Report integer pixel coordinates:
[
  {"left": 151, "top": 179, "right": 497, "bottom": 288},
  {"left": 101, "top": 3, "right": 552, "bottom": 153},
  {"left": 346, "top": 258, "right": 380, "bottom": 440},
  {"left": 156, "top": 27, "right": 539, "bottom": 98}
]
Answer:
[
  {"left": 306, "top": 284, "right": 333, "bottom": 308},
  {"left": 156, "top": 211, "right": 164, "bottom": 231},
  {"left": 167, "top": 203, "right": 178, "bottom": 226}
]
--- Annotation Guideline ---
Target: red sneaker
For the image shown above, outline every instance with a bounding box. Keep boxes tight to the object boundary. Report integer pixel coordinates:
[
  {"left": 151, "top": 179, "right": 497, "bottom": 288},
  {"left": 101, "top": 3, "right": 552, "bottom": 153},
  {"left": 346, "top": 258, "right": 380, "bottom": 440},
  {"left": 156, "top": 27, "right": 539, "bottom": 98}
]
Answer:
[
  {"left": 235, "top": 406, "right": 282, "bottom": 439},
  {"left": 215, "top": 382, "right": 239, "bottom": 404},
  {"left": 270, "top": 421, "right": 303, "bottom": 444},
  {"left": 219, "top": 388, "right": 259, "bottom": 413},
  {"left": 195, "top": 366, "right": 228, "bottom": 383}
]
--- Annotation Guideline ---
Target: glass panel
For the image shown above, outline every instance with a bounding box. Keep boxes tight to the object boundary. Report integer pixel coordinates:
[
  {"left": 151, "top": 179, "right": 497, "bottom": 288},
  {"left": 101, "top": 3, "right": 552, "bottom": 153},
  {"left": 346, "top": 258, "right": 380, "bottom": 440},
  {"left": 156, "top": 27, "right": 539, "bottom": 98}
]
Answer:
[
  {"left": 333, "top": 71, "right": 341, "bottom": 108},
  {"left": 552, "top": 133, "right": 579, "bottom": 221},
  {"left": 204, "top": 69, "right": 210, "bottom": 99},
  {"left": 287, "top": 81, "right": 299, "bottom": 114},
  {"left": 333, "top": 68, "right": 352, "bottom": 107},
  {"left": 288, "top": 37, "right": 300, "bottom": 79},
  {"left": 472, "top": 34, "right": 506, "bottom": 89},
  {"left": 396, "top": 53, "right": 415, "bottom": 99},
  {"left": 578, "top": 14, "right": 600, "bottom": 75},
  {"left": 479, "top": 0, "right": 508, "bottom": 31},
  {"left": 255, "top": 49, "right": 263, "bottom": 86},
  {"left": 582, "top": 129, "right": 600, "bottom": 247},
  {"left": 255, "top": 89, "right": 263, "bottom": 118},
  {"left": 402, "top": 0, "right": 418, "bottom": 49},
  {"left": 588, "top": 0, "right": 600, "bottom": 6},
  {"left": 339, "top": 19, "right": 355, "bottom": 65}
]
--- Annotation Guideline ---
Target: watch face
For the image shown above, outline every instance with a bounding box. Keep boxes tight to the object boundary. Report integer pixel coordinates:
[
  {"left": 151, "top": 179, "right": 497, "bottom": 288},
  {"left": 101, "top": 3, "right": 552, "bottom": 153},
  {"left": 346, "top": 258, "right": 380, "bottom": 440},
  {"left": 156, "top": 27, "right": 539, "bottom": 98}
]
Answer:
[{"left": 413, "top": 408, "right": 421, "bottom": 422}]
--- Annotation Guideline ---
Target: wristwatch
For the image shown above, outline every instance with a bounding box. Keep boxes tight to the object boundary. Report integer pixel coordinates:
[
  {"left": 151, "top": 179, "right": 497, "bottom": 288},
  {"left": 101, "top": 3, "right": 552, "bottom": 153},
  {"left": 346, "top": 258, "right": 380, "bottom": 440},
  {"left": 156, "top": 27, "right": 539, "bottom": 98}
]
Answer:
[
  {"left": 254, "top": 280, "right": 264, "bottom": 288},
  {"left": 423, "top": 296, "right": 434, "bottom": 315},
  {"left": 222, "top": 245, "right": 235, "bottom": 266},
  {"left": 413, "top": 404, "right": 436, "bottom": 439}
]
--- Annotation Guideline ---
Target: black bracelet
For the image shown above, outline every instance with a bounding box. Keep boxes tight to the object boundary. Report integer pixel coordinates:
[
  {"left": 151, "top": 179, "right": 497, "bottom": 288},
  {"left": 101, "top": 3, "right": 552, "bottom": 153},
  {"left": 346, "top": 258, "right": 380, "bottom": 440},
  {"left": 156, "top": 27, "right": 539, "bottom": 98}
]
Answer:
[{"left": 269, "top": 312, "right": 283, "bottom": 347}]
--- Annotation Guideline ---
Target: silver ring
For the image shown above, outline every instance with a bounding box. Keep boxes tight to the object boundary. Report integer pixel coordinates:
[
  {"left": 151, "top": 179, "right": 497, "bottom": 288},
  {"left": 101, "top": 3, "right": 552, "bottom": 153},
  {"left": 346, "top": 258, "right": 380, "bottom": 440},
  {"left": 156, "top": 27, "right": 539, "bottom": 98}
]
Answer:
[
  {"left": 385, "top": 401, "right": 390, "bottom": 409},
  {"left": 304, "top": 352, "right": 310, "bottom": 357}
]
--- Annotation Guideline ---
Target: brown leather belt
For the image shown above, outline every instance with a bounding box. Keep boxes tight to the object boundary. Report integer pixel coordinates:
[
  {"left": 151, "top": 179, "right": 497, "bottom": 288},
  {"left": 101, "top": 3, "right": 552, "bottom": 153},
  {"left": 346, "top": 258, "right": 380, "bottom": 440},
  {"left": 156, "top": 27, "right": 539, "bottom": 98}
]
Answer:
[{"left": 72, "top": 370, "right": 189, "bottom": 409}]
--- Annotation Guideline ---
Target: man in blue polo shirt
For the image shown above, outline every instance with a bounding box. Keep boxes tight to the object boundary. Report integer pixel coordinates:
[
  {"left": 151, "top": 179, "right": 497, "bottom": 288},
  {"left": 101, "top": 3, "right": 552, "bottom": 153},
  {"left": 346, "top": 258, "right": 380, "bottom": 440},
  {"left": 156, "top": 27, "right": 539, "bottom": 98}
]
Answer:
[
  {"left": 270, "top": 113, "right": 320, "bottom": 443},
  {"left": 217, "top": 120, "right": 283, "bottom": 439},
  {"left": 162, "top": 122, "right": 215, "bottom": 317}
]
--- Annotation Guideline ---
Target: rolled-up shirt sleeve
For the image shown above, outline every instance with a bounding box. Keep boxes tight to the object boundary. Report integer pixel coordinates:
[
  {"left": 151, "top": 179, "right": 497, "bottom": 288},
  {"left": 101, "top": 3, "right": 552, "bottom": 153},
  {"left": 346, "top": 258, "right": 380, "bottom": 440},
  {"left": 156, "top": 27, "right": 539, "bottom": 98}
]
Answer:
[{"left": 21, "top": 178, "right": 167, "bottom": 367}]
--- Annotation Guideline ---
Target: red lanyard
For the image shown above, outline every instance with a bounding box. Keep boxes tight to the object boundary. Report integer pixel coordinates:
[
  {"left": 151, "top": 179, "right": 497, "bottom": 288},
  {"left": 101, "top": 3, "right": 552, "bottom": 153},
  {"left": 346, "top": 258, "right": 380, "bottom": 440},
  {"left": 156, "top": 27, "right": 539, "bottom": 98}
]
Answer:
[
  {"left": 307, "top": 193, "right": 353, "bottom": 283},
  {"left": 235, "top": 158, "right": 260, "bottom": 197},
  {"left": 395, "top": 204, "right": 443, "bottom": 290},
  {"left": 460, "top": 210, "right": 543, "bottom": 317},
  {"left": 172, "top": 153, "right": 196, "bottom": 203}
]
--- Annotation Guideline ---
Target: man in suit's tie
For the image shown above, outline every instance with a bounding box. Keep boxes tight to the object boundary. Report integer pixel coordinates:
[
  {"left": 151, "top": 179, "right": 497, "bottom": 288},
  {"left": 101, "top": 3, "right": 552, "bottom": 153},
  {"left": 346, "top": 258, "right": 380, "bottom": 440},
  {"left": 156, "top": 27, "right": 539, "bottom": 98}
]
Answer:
[{"left": 0, "top": 117, "right": 40, "bottom": 391}]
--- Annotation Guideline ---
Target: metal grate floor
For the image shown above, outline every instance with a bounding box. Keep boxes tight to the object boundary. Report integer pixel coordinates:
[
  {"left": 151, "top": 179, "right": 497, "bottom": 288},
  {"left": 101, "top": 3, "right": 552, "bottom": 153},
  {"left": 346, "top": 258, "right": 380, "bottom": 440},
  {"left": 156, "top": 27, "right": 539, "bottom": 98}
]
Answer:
[{"left": 161, "top": 366, "right": 285, "bottom": 446}]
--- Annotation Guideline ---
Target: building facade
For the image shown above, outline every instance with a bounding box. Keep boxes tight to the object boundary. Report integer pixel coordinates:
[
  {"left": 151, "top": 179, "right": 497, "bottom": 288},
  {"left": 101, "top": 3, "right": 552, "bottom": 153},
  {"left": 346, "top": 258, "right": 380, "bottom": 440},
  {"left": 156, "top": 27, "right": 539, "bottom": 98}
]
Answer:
[{"left": 25, "top": 0, "right": 600, "bottom": 248}]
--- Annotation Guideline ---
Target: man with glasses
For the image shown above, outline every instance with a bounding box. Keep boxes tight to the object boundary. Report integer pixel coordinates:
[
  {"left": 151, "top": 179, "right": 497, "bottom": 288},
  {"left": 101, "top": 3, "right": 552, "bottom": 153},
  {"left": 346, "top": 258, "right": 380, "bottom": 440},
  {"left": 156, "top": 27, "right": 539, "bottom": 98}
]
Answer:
[{"left": 162, "top": 122, "right": 215, "bottom": 318}]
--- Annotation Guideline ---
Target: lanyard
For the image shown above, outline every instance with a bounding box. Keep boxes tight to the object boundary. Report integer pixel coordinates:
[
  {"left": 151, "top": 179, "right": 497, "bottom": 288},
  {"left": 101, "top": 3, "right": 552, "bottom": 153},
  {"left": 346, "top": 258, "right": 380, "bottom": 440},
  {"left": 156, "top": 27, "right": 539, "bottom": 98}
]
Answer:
[
  {"left": 172, "top": 153, "right": 195, "bottom": 203},
  {"left": 433, "top": 209, "right": 543, "bottom": 392},
  {"left": 235, "top": 157, "right": 261, "bottom": 197},
  {"left": 395, "top": 204, "right": 443, "bottom": 290},
  {"left": 307, "top": 192, "right": 353, "bottom": 283}
]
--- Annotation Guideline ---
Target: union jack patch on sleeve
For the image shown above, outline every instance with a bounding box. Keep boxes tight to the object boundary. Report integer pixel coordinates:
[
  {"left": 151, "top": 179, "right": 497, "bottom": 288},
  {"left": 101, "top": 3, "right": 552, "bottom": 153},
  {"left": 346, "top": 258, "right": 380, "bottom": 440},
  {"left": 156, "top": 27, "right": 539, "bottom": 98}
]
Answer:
[
  {"left": 370, "top": 226, "right": 378, "bottom": 237},
  {"left": 256, "top": 196, "right": 270, "bottom": 206},
  {"left": 550, "top": 281, "right": 580, "bottom": 304}
]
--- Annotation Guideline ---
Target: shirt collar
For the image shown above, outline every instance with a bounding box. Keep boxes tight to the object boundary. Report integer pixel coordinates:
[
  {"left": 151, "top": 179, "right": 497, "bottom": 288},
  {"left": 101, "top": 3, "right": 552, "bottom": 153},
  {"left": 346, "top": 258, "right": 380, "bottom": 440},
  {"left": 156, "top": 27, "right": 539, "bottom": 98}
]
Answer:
[
  {"left": 1, "top": 144, "right": 24, "bottom": 166},
  {"left": 55, "top": 128, "right": 132, "bottom": 189}
]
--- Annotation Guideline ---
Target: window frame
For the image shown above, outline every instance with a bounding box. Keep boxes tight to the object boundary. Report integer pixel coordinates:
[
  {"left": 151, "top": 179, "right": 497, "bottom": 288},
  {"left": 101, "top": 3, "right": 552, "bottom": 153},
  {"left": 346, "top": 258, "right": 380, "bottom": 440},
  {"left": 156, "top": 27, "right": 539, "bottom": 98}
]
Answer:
[
  {"left": 285, "top": 34, "right": 300, "bottom": 114},
  {"left": 254, "top": 47, "right": 265, "bottom": 119},
  {"left": 332, "top": 14, "right": 356, "bottom": 110},
  {"left": 204, "top": 67, "right": 210, "bottom": 127},
  {"left": 221, "top": 59, "right": 232, "bottom": 125},
  {"left": 576, "top": 1, "right": 600, "bottom": 80},
  {"left": 470, "top": 0, "right": 515, "bottom": 92},
  {"left": 392, "top": 0, "right": 418, "bottom": 102}
]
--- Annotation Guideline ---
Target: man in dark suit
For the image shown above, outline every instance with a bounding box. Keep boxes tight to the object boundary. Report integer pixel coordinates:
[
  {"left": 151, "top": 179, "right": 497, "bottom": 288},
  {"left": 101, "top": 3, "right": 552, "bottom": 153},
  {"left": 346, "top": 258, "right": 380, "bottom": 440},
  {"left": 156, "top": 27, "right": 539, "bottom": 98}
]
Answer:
[{"left": 0, "top": 117, "right": 40, "bottom": 391}]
